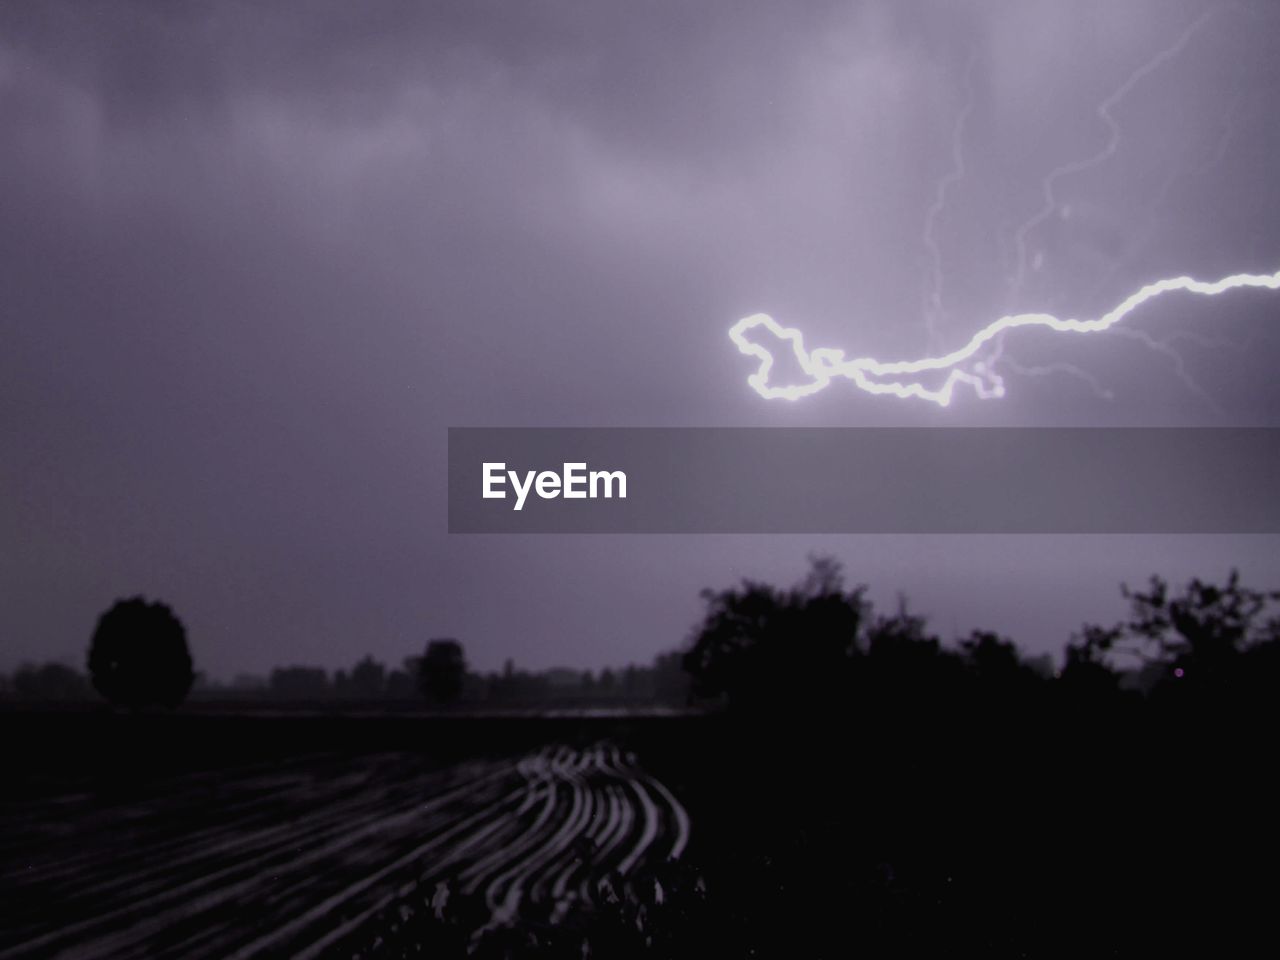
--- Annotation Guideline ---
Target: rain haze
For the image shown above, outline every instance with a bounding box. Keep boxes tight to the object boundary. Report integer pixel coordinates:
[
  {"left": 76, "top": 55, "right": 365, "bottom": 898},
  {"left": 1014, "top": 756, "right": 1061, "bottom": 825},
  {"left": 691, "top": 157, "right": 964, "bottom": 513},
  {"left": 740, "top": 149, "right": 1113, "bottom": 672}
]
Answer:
[{"left": 4, "top": 0, "right": 1280, "bottom": 680}]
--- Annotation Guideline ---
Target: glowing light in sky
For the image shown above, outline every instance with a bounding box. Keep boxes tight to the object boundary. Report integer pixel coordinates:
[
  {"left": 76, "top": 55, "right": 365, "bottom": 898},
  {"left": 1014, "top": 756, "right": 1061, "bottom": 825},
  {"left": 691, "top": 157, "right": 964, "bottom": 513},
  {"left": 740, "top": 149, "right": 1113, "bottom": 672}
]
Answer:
[
  {"left": 735, "top": 11, "right": 1266, "bottom": 409},
  {"left": 729, "top": 269, "right": 1280, "bottom": 406}
]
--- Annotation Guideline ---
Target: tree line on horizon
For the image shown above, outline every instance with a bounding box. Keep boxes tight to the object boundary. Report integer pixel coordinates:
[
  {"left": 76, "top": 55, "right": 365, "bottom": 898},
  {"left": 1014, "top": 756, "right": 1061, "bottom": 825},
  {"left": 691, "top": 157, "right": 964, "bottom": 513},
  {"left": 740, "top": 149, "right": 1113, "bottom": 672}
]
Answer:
[
  {"left": 0, "top": 610, "right": 688, "bottom": 709},
  {"left": 193, "top": 648, "right": 688, "bottom": 706},
  {"left": 3, "top": 559, "right": 1277, "bottom": 712},
  {"left": 681, "top": 556, "right": 1280, "bottom": 716}
]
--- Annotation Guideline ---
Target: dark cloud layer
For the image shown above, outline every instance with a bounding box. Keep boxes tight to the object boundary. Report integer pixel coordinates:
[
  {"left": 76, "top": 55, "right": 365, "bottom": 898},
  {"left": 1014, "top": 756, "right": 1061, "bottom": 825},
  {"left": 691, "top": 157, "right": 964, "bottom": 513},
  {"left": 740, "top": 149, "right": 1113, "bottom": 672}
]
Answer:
[{"left": 3, "top": 1, "right": 1279, "bottom": 677}]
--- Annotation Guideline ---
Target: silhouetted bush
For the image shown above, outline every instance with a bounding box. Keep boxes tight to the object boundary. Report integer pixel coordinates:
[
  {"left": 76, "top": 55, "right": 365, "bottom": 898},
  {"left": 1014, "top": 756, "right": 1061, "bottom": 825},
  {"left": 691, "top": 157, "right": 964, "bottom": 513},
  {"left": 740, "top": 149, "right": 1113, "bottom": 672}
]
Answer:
[
  {"left": 87, "top": 597, "right": 194, "bottom": 709},
  {"left": 268, "top": 665, "right": 330, "bottom": 699},
  {"left": 12, "top": 662, "right": 91, "bottom": 701}
]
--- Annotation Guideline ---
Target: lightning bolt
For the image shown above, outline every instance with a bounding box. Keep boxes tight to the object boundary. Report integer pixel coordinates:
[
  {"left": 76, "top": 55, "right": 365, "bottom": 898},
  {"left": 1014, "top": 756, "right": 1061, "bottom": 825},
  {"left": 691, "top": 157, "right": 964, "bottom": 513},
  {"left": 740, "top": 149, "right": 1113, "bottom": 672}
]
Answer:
[
  {"left": 729, "top": 269, "right": 1280, "bottom": 407},
  {"left": 1201, "top": 84, "right": 1246, "bottom": 173},
  {"left": 995, "top": 356, "right": 1116, "bottom": 403},
  {"left": 1103, "top": 326, "right": 1243, "bottom": 414}
]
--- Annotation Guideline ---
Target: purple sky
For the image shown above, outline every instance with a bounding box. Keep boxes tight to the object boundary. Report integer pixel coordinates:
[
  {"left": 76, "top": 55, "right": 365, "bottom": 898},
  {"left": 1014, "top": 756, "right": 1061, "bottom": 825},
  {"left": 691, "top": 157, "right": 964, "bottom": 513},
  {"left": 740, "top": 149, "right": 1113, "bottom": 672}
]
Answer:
[{"left": 3, "top": 0, "right": 1280, "bottom": 679}]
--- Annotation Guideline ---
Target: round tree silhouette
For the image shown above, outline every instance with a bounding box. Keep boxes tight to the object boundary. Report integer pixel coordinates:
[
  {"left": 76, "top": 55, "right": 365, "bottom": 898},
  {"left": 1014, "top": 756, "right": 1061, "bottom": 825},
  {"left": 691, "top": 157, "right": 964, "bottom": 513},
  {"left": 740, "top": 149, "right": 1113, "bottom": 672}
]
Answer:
[{"left": 87, "top": 597, "right": 195, "bottom": 709}]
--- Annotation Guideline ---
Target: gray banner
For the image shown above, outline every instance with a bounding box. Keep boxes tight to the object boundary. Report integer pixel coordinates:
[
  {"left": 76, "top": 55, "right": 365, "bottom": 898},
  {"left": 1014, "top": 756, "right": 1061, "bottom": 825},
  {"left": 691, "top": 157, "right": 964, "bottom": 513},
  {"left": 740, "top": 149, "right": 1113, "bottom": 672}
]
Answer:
[{"left": 447, "top": 428, "right": 1280, "bottom": 533}]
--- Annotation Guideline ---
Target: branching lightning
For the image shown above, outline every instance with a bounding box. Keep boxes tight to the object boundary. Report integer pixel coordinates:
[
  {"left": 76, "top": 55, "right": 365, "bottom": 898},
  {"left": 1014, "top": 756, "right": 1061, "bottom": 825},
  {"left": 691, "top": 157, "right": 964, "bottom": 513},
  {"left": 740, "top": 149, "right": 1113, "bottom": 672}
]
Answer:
[
  {"left": 1008, "top": 8, "right": 1217, "bottom": 298},
  {"left": 987, "top": 9, "right": 1222, "bottom": 405},
  {"left": 731, "top": 9, "right": 1275, "bottom": 409},
  {"left": 729, "top": 269, "right": 1280, "bottom": 406},
  {"left": 921, "top": 50, "right": 976, "bottom": 352},
  {"left": 995, "top": 356, "right": 1115, "bottom": 403},
  {"left": 1103, "top": 326, "right": 1235, "bottom": 414}
]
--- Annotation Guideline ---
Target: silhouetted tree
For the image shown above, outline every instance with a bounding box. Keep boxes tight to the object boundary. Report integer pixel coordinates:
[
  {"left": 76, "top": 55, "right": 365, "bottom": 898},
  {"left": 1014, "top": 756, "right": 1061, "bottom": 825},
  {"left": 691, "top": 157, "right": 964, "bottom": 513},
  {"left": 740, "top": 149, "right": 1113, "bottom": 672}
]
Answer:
[
  {"left": 386, "top": 661, "right": 417, "bottom": 699},
  {"left": 348, "top": 655, "right": 387, "bottom": 699},
  {"left": 683, "top": 556, "right": 866, "bottom": 710},
  {"left": 959, "top": 631, "right": 1022, "bottom": 678},
  {"left": 419, "top": 639, "right": 466, "bottom": 705},
  {"left": 961, "top": 630, "right": 1044, "bottom": 687},
  {"left": 651, "top": 651, "right": 690, "bottom": 704},
  {"left": 1130, "top": 571, "right": 1275, "bottom": 681},
  {"left": 951, "top": 630, "right": 1046, "bottom": 714},
  {"left": 87, "top": 597, "right": 194, "bottom": 709},
  {"left": 1068, "top": 571, "right": 1280, "bottom": 705},
  {"left": 863, "top": 601, "right": 944, "bottom": 671},
  {"left": 1059, "top": 624, "right": 1124, "bottom": 701}
]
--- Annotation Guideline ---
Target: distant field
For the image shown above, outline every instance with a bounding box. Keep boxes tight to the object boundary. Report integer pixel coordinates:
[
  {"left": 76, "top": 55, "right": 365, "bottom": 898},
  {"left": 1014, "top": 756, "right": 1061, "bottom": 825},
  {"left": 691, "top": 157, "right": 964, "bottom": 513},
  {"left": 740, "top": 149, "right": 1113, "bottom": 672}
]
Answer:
[{"left": 0, "top": 714, "right": 694, "bottom": 959}]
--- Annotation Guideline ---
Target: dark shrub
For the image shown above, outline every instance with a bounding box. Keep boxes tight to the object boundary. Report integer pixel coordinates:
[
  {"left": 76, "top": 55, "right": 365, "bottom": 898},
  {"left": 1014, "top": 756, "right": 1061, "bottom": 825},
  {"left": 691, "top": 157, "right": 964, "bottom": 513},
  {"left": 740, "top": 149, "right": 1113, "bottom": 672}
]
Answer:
[{"left": 418, "top": 639, "right": 466, "bottom": 705}]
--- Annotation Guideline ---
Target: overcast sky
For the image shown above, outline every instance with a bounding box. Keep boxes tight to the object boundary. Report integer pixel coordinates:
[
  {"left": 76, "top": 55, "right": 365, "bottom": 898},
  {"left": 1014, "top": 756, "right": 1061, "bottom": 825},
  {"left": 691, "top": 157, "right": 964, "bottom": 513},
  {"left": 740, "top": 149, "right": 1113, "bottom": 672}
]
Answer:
[{"left": 3, "top": 0, "right": 1279, "bottom": 679}]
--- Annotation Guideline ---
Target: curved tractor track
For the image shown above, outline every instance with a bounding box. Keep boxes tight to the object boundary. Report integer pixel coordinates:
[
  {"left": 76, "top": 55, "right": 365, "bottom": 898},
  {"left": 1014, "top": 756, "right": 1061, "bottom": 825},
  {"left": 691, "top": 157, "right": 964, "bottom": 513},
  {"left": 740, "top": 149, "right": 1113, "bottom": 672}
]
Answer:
[{"left": 0, "top": 742, "right": 690, "bottom": 959}]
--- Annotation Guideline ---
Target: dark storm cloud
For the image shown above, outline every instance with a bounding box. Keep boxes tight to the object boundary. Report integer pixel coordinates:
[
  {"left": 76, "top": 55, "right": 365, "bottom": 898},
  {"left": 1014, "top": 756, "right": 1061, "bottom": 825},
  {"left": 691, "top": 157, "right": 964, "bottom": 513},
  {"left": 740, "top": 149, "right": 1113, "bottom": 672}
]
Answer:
[{"left": 3, "top": 1, "right": 1279, "bottom": 677}]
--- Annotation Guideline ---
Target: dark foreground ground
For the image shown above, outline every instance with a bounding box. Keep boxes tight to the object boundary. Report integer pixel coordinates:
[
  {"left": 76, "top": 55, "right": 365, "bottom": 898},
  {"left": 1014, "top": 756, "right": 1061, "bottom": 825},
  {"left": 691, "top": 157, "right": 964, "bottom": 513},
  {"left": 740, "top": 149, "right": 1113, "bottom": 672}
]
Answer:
[{"left": 1, "top": 704, "right": 1276, "bottom": 958}]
